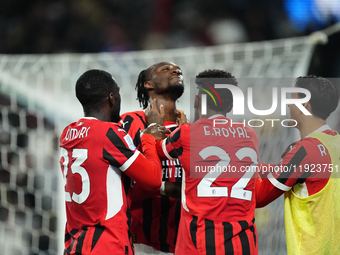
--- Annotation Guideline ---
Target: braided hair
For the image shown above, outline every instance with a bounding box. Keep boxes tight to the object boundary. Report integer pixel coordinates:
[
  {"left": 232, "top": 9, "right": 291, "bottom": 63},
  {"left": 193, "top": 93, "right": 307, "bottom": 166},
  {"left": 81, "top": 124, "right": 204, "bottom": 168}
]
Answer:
[
  {"left": 135, "top": 69, "right": 149, "bottom": 109},
  {"left": 136, "top": 64, "right": 158, "bottom": 109}
]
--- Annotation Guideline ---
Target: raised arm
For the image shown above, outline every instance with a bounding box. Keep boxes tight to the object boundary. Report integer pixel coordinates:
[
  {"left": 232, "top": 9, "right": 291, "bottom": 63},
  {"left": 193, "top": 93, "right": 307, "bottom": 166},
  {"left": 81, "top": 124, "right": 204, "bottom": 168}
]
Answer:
[{"left": 103, "top": 126, "right": 162, "bottom": 192}]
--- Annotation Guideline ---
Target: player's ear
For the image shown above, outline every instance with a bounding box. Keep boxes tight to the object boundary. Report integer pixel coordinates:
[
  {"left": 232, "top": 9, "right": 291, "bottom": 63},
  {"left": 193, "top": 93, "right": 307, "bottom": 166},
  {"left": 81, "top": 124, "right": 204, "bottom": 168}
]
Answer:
[
  {"left": 227, "top": 103, "right": 233, "bottom": 113},
  {"left": 144, "top": 80, "right": 154, "bottom": 90},
  {"left": 303, "top": 101, "right": 312, "bottom": 112},
  {"left": 108, "top": 92, "right": 115, "bottom": 106}
]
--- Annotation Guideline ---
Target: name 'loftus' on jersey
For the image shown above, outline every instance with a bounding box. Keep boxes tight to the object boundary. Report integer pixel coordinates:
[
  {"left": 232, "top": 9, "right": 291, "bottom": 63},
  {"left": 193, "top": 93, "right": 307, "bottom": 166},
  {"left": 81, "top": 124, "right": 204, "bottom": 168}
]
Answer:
[{"left": 202, "top": 125, "right": 251, "bottom": 139}]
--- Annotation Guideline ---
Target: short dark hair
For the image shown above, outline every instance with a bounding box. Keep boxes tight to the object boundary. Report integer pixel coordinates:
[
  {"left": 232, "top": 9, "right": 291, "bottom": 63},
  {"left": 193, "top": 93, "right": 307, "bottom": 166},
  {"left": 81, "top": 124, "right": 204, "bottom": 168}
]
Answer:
[
  {"left": 295, "top": 75, "right": 339, "bottom": 120},
  {"left": 196, "top": 69, "right": 238, "bottom": 112},
  {"left": 76, "top": 69, "right": 117, "bottom": 114}
]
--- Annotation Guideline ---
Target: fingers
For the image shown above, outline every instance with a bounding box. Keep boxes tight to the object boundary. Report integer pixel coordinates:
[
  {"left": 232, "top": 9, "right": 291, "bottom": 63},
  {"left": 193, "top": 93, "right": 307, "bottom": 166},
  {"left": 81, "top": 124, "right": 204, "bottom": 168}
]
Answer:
[
  {"left": 143, "top": 124, "right": 170, "bottom": 141},
  {"left": 148, "top": 99, "right": 164, "bottom": 114},
  {"left": 176, "top": 109, "right": 188, "bottom": 125},
  {"left": 160, "top": 104, "right": 165, "bottom": 117},
  {"left": 152, "top": 98, "right": 157, "bottom": 110},
  {"left": 152, "top": 99, "right": 164, "bottom": 115},
  {"left": 157, "top": 125, "right": 170, "bottom": 134},
  {"left": 145, "top": 101, "right": 151, "bottom": 115}
]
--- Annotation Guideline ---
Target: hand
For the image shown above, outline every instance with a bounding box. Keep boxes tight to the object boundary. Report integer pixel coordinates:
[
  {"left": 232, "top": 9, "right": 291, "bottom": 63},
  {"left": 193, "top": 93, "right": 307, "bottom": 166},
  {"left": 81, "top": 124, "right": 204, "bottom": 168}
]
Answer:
[
  {"left": 162, "top": 182, "right": 181, "bottom": 200},
  {"left": 142, "top": 124, "right": 170, "bottom": 141},
  {"left": 145, "top": 99, "right": 165, "bottom": 126},
  {"left": 176, "top": 109, "right": 188, "bottom": 126}
]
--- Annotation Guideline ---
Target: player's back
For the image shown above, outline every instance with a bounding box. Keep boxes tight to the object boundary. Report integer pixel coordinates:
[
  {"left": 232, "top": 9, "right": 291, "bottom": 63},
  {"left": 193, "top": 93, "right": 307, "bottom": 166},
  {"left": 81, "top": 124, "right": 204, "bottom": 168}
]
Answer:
[
  {"left": 183, "top": 116, "right": 259, "bottom": 222},
  {"left": 174, "top": 116, "right": 259, "bottom": 255},
  {"left": 60, "top": 117, "right": 134, "bottom": 254}
]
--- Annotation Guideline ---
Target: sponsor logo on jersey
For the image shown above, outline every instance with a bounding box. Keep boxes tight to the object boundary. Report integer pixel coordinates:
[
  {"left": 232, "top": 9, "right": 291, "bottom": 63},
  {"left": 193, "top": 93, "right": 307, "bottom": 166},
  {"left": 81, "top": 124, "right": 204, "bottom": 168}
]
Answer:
[
  {"left": 121, "top": 121, "right": 129, "bottom": 128},
  {"left": 124, "top": 134, "right": 136, "bottom": 150}
]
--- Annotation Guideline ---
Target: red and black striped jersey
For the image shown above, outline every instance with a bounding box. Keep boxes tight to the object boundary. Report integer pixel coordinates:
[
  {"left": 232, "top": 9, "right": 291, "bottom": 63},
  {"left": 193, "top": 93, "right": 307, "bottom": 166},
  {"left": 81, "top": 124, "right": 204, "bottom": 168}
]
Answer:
[
  {"left": 120, "top": 111, "right": 182, "bottom": 253},
  {"left": 177, "top": 208, "right": 257, "bottom": 255},
  {"left": 158, "top": 115, "right": 259, "bottom": 255},
  {"left": 59, "top": 117, "right": 162, "bottom": 254},
  {"left": 256, "top": 126, "right": 336, "bottom": 207}
]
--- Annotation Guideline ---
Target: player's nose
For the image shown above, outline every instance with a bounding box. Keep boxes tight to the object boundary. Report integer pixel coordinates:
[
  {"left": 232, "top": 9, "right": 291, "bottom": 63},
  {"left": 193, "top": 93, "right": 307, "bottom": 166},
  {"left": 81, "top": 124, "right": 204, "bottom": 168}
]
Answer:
[{"left": 172, "top": 68, "right": 182, "bottom": 75}]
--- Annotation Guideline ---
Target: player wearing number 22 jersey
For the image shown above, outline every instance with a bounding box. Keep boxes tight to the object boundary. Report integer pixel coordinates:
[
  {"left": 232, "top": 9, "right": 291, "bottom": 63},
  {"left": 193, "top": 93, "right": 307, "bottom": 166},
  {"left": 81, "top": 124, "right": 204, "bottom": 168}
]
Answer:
[
  {"left": 157, "top": 115, "right": 260, "bottom": 255},
  {"left": 59, "top": 117, "right": 162, "bottom": 255}
]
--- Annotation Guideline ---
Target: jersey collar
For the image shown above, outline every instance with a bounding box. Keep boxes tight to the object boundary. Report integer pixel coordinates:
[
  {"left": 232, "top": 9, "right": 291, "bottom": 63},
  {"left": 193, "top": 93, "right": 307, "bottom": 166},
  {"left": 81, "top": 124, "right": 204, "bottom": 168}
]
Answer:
[
  {"left": 306, "top": 124, "right": 331, "bottom": 137},
  {"left": 163, "top": 121, "right": 177, "bottom": 129},
  {"left": 208, "top": 114, "right": 226, "bottom": 119}
]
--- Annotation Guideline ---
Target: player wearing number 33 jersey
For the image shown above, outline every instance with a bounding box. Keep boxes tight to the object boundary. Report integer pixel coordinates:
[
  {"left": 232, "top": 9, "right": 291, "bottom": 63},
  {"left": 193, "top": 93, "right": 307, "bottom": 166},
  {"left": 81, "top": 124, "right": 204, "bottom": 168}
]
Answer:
[
  {"left": 157, "top": 115, "right": 260, "bottom": 255},
  {"left": 60, "top": 118, "right": 162, "bottom": 255},
  {"left": 59, "top": 69, "right": 163, "bottom": 255}
]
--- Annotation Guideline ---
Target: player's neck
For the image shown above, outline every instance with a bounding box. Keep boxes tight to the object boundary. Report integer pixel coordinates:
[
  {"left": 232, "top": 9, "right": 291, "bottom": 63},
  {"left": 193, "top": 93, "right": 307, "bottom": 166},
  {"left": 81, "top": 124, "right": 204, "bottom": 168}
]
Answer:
[
  {"left": 204, "top": 108, "right": 226, "bottom": 119},
  {"left": 85, "top": 108, "right": 111, "bottom": 122},
  {"left": 298, "top": 116, "right": 327, "bottom": 139},
  {"left": 153, "top": 97, "right": 177, "bottom": 122}
]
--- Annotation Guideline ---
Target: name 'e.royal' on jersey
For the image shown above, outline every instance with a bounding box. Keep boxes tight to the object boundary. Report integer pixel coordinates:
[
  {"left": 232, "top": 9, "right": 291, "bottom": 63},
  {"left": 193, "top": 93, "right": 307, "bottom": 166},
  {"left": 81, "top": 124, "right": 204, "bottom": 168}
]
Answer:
[
  {"left": 157, "top": 115, "right": 260, "bottom": 255},
  {"left": 59, "top": 117, "right": 162, "bottom": 255},
  {"left": 120, "top": 111, "right": 182, "bottom": 253}
]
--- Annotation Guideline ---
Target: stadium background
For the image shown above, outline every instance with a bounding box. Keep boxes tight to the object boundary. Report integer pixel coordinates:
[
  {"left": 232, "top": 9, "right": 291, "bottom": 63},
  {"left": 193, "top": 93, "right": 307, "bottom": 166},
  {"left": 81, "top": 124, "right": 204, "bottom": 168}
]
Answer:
[{"left": 0, "top": 0, "right": 340, "bottom": 254}]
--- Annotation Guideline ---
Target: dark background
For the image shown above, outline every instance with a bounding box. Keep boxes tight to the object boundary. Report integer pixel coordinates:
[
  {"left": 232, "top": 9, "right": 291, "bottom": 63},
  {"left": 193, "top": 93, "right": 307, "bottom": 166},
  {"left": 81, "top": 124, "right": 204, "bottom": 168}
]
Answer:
[{"left": 0, "top": 0, "right": 339, "bottom": 77}]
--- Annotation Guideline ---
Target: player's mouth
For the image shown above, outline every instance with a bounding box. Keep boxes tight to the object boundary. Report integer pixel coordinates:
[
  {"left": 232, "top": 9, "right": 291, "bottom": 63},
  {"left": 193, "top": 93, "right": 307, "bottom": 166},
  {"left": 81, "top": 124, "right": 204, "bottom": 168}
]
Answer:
[{"left": 170, "top": 75, "right": 183, "bottom": 81}]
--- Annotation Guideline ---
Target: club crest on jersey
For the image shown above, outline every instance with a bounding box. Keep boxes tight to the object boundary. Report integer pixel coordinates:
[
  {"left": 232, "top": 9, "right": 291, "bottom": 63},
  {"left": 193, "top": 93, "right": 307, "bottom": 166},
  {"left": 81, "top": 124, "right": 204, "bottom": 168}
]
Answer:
[{"left": 124, "top": 134, "right": 136, "bottom": 150}]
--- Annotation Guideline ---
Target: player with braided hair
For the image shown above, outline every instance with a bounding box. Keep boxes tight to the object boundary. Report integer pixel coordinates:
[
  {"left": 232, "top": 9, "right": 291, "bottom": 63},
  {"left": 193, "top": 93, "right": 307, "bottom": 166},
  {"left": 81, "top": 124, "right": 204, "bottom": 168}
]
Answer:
[
  {"left": 135, "top": 69, "right": 150, "bottom": 109},
  {"left": 120, "top": 62, "right": 184, "bottom": 254}
]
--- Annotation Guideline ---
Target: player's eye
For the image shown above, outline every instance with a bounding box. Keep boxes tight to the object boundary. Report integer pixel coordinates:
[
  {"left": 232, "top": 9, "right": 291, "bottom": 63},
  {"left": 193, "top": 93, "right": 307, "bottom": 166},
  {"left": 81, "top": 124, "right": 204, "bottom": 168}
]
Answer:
[{"left": 162, "top": 67, "right": 169, "bottom": 71}]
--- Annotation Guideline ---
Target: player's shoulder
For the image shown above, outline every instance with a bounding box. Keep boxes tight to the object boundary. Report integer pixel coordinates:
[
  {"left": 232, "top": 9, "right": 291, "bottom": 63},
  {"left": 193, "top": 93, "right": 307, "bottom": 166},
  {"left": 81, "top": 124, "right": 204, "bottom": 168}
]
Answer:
[
  {"left": 294, "top": 135, "right": 327, "bottom": 151},
  {"left": 120, "top": 110, "right": 145, "bottom": 120},
  {"left": 178, "top": 123, "right": 190, "bottom": 131},
  {"left": 170, "top": 123, "right": 189, "bottom": 137},
  {"left": 120, "top": 110, "right": 146, "bottom": 128},
  {"left": 100, "top": 122, "right": 133, "bottom": 146},
  {"left": 243, "top": 124, "right": 258, "bottom": 137},
  {"left": 281, "top": 139, "right": 307, "bottom": 160},
  {"left": 191, "top": 117, "right": 209, "bottom": 127},
  {"left": 97, "top": 120, "right": 124, "bottom": 133}
]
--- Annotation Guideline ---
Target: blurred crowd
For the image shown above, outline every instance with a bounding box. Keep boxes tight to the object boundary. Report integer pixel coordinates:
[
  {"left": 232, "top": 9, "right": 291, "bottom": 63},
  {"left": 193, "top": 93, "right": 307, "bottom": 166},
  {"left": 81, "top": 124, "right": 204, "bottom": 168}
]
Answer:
[{"left": 0, "top": 0, "right": 324, "bottom": 54}]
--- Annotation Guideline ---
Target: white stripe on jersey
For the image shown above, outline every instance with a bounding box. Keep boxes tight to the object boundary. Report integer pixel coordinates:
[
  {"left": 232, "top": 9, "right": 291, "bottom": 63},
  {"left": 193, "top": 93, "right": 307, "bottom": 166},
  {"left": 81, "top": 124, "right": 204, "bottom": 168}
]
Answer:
[
  {"left": 181, "top": 170, "right": 189, "bottom": 212},
  {"left": 120, "top": 150, "right": 140, "bottom": 172},
  {"left": 164, "top": 124, "right": 178, "bottom": 130},
  {"left": 106, "top": 165, "right": 123, "bottom": 220},
  {"left": 268, "top": 172, "right": 291, "bottom": 191}
]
